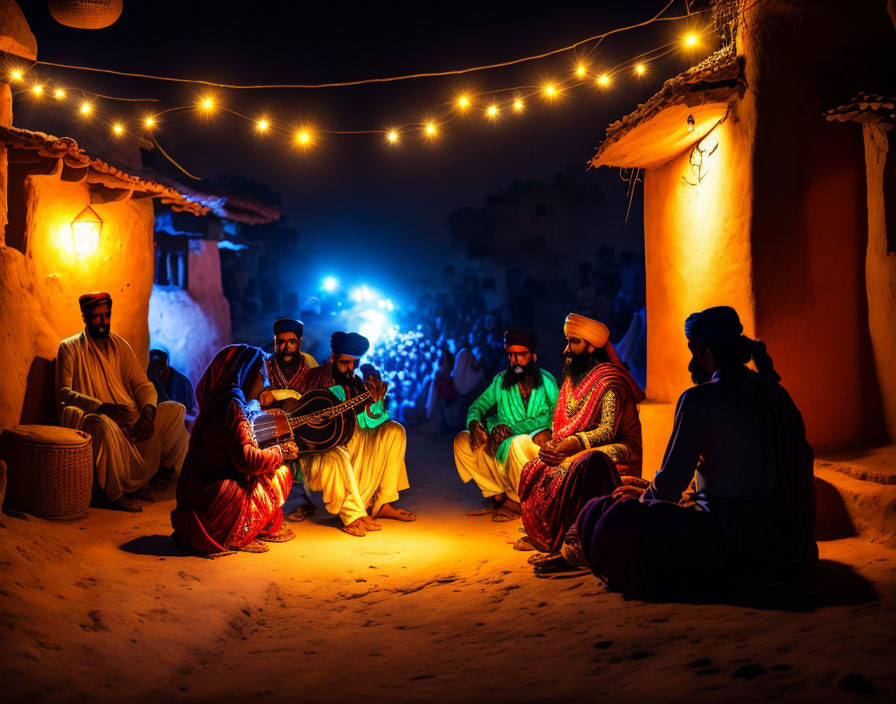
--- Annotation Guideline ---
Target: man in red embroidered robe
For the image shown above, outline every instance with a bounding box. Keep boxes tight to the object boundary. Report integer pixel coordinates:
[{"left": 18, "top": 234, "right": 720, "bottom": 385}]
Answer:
[
  {"left": 262, "top": 317, "right": 318, "bottom": 521},
  {"left": 511, "top": 313, "right": 645, "bottom": 556}
]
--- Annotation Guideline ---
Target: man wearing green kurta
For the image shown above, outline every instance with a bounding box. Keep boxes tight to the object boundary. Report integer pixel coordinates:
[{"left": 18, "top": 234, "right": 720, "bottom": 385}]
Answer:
[{"left": 454, "top": 330, "right": 559, "bottom": 521}]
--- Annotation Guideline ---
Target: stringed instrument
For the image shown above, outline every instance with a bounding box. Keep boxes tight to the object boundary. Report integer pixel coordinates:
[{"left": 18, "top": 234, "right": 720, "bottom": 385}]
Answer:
[{"left": 250, "top": 388, "right": 373, "bottom": 455}]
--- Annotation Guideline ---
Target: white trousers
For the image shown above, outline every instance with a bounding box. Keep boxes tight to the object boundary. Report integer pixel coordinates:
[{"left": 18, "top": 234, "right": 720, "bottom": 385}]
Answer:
[{"left": 453, "top": 430, "right": 529, "bottom": 503}]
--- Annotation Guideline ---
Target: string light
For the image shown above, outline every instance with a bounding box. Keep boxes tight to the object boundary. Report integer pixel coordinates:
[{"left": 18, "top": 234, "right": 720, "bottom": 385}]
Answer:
[{"left": 11, "top": 14, "right": 713, "bottom": 163}]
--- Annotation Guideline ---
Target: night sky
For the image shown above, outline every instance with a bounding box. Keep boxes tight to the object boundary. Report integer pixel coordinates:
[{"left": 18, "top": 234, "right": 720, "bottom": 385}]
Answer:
[{"left": 15, "top": 1, "right": 710, "bottom": 284}]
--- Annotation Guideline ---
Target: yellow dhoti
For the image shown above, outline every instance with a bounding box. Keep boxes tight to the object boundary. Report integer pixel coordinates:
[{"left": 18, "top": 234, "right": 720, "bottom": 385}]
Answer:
[
  {"left": 454, "top": 430, "right": 526, "bottom": 503},
  {"left": 302, "top": 420, "right": 409, "bottom": 524}
]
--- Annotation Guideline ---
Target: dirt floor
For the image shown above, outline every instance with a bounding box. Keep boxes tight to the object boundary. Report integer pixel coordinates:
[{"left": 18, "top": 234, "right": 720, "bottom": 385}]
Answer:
[{"left": 1, "top": 430, "right": 895, "bottom": 703}]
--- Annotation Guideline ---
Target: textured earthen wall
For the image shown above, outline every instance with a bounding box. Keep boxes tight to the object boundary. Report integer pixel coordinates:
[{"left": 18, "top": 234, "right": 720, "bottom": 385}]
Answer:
[
  {"left": 862, "top": 124, "right": 896, "bottom": 442},
  {"left": 149, "top": 239, "right": 231, "bottom": 384},
  {"left": 0, "top": 172, "right": 154, "bottom": 430},
  {"left": 643, "top": 108, "right": 756, "bottom": 404},
  {"left": 744, "top": 0, "right": 890, "bottom": 450}
]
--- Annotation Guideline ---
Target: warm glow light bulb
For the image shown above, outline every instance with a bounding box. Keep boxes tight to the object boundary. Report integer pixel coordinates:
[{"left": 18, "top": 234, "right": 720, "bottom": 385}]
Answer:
[
  {"left": 10, "top": 69, "right": 23, "bottom": 82},
  {"left": 387, "top": 130, "right": 399, "bottom": 143},
  {"left": 544, "top": 84, "right": 556, "bottom": 97},
  {"left": 598, "top": 73, "right": 610, "bottom": 87},
  {"left": 685, "top": 33, "right": 699, "bottom": 47},
  {"left": 487, "top": 104, "right": 499, "bottom": 118},
  {"left": 513, "top": 99, "right": 524, "bottom": 111},
  {"left": 54, "top": 88, "right": 66, "bottom": 99},
  {"left": 296, "top": 130, "right": 311, "bottom": 144},
  {"left": 113, "top": 123, "right": 123, "bottom": 135},
  {"left": 576, "top": 64, "right": 586, "bottom": 77},
  {"left": 80, "top": 102, "right": 92, "bottom": 115},
  {"left": 458, "top": 96, "right": 470, "bottom": 110},
  {"left": 635, "top": 63, "right": 646, "bottom": 76},
  {"left": 145, "top": 117, "right": 155, "bottom": 127},
  {"left": 257, "top": 119, "right": 269, "bottom": 132},
  {"left": 202, "top": 97, "right": 214, "bottom": 110},
  {"left": 426, "top": 122, "right": 437, "bottom": 136},
  {"left": 32, "top": 84, "right": 43, "bottom": 96}
]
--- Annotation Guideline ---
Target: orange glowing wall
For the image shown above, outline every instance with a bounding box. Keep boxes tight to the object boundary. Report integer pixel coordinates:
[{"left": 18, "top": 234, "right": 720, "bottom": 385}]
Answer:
[{"left": 0, "top": 169, "right": 155, "bottom": 430}]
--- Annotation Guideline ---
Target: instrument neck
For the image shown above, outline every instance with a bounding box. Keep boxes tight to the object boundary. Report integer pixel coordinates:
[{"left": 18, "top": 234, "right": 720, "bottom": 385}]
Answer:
[{"left": 289, "top": 390, "right": 372, "bottom": 428}]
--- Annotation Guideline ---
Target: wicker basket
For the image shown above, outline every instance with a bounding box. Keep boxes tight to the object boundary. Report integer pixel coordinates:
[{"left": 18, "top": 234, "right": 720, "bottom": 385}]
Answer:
[{"left": 0, "top": 425, "right": 93, "bottom": 519}]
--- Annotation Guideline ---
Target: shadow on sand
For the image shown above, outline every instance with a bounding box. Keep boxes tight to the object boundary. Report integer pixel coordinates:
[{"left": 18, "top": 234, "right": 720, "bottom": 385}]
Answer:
[
  {"left": 119, "top": 534, "right": 200, "bottom": 558},
  {"left": 815, "top": 559, "right": 880, "bottom": 606}
]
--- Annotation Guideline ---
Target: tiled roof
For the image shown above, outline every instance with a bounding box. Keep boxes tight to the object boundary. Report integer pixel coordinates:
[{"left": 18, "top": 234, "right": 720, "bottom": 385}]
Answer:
[
  {"left": 824, "top": 93, "right": 896, "bottom": 125},
  {"left": 0, "top": 125, "right": 209, "bottom": 216},
  {"left": 591, "top": 45, "right": 745, "bottom": 165}
]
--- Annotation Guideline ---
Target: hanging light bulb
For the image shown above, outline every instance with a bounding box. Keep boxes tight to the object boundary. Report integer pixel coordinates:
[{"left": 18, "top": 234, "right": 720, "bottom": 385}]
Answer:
[
  {"left": 576, "top": 64, "right": 587, "bottom": 78},
  {"left": 256, "top": 118, "right": 270, "bottom": 133},
  {"left": 71, "top": 206, "right": 102, "bottom": 258},
  {"left": 80, "top": 102, "right": 92, "bottom": 115},
  {"left": 54, "top": 88, "right": 66, "bottom": 99},
  {"left": 635, "top": 63, "right": 646, "bottom": 76},
  {"left": 486, "top": 104, "right": 499, "bottom": 119},
  {"left": 597, "top": 73, "right": 611, "bottom": 87},
  {"left": 386, "top": 129, "right": 399, "bottom": 144},
  {"left": 112, "top": 123, "right": 123, "bottom": 135},
  {"left": 513, "top": 98, "right": 524, "bottom": 112}
]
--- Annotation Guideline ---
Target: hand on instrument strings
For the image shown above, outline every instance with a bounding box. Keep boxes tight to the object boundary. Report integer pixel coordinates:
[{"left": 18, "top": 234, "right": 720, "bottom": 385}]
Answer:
[
  {"left": 486, "top": 424, "right": 514, "bottom": 457},
  {"left": 97, "top": 402, "right": 132, "bottom": 424},
  {"left": 531, "top": 429, "right": 552, "bottom": 447},
  {"left": 130, "top": 405, "right": 156, "bottom": 443},
  {"left": 538, "top": 437, "right": 580, "bottom": 466},
  {"left": 468, "top": 421, "right": 488, "bottom": 451},
  {"left": 365, "top": 376, "right": 388, "bottom": 402},
  {"left": 280, "top": 441, "right": 299, "bottom": 461}
]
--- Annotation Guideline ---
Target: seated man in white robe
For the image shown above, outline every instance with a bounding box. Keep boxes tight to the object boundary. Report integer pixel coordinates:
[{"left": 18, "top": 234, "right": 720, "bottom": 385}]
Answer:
[
  {"left": 56, "top": 292, "right": 190, "bottom": 512},
  {"left": 268, "top": 331, "right": 414, "bottom": 536},
  {"left": 454, "top": 329, "right": 559, "bottom": 521}
]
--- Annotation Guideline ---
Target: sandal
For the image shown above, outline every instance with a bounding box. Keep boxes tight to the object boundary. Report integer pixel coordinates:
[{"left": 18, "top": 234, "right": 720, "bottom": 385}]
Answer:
[
  {"left": 259, "top": 526, "right": 296, "bottom": 543},
  {"left": 512, "top": 536, "right": 537, "bottom": 551},
  {"left": 533, "top": 555, "right": 587, "bottom": 577},
  {"left": 285, "top": 504, "right": 314, "bottom": 523},
  {"left": 230, "top": 540, "right": 269, "bottom": 553},
  {"left": 527, "top": 551, "right": 558, "bottom": 565},
  {"left": 492, "top": 508, "right": 520, "bottom": 522}
]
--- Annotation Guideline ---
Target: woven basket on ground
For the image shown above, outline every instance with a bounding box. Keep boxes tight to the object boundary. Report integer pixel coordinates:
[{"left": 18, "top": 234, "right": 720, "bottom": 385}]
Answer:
[{"left": 0, "top": 425, "right": 92, "bottom": 519}]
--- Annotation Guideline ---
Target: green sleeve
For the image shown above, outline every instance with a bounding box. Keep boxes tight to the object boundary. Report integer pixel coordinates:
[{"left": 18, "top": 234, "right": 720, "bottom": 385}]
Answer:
[
  {"left": 328, "top": 385, "right": 390, "bottom": 429},
  {"left": 466, "top": 375, "right": 500, "bottom": 428}
]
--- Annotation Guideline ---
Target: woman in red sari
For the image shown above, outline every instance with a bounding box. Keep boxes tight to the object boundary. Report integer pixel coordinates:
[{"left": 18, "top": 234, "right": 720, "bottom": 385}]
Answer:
[{"left": 171, "top": 345, "right": 296, "bottom": 555}]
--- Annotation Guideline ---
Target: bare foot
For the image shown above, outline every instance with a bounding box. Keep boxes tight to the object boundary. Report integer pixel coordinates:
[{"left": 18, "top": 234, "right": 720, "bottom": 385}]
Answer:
[
  {"left": 362, "top": 516, "right": 382, "bottom": 531},
  {"left": 512, "top": 536, "right": 537, "bottom": 551},
  {"left": 341, "top": 518, "right": 367, "bottom": 537},
  {"left": 259, "top": 525, "right": 296, "bottom": 542},
  {"left": 112, "top": 496, "right": 143, "bottom": 513},
  {"left": 230, "top": 539, "right": 269, "bottom": 553},
  {"left": 285, "top": 504, "right": 314, "bottom": 522},
  {"left": 374, "top": 504, "right": 417, "bottom": 522}
]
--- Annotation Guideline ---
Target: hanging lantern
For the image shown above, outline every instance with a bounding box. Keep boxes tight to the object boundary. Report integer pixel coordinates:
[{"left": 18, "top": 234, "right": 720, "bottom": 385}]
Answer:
[
  {"left": 48, "top": 1, "right": 123, "bottom": 30},
  {"left": 71, "top": 206, "right": 102, "bottom": 257}
]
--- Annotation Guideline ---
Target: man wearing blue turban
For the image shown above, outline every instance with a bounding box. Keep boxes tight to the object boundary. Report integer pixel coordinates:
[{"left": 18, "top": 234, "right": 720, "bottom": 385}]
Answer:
[
  {"left": 293, "top": 331, "right": 415, "bottom": 536},
  {"left": 576, "top": 306, "right": 818, "bottom": 609}
]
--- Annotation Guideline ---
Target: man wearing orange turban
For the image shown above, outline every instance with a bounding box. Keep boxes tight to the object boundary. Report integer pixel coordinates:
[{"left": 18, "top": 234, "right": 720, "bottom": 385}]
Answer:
[{"left": 509, "top": 313, "right": 645, "bottom": 565}]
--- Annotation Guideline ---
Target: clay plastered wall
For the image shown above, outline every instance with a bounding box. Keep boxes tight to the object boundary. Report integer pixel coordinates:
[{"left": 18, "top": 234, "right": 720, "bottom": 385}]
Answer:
[
  {"left": 643, "top": 110, "right": 756, "bottom": 403},
  {"left": 149, "top": 239, "right": 231, "bottom": 385},
  {"left": 745, "top": 0, "right": 890, "bottom": 450},
  {"left": 862, "top": 124, "right": 896, "bottom": 442},
  {"left": 0, "top": 172, "right": 154, "bottom": 430}
]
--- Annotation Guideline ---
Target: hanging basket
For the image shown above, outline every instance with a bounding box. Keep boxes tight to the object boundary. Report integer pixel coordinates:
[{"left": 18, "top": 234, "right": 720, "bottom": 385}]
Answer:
[
  {"left": 0, "top": 425, "right": 93, "bottom": 519},
  {"left": 47, "top": 1, "right": 123, "bottom": 30}
]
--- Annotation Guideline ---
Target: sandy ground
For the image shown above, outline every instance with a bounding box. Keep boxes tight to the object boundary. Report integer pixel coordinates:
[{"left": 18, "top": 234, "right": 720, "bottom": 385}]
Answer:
[{"left": 1, "top": 430, "right": 895, "bottom": 703}]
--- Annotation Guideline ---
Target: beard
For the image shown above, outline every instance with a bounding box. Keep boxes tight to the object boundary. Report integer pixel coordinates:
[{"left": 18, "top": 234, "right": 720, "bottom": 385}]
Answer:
[
  {"left": 276, "top": 350, "right": 299, "bottom": 372},
  {"left": 500, "top": 360, "right": 543, "bottom": 390},
  {"left": 689, "top": 355, "right": 713, "bottom": 384},
  {"left": 87, "top": 324, "right": 110, "bottom": 340},
  {"left": 561, "top": 350, "right": 600, "bottom": 386}
]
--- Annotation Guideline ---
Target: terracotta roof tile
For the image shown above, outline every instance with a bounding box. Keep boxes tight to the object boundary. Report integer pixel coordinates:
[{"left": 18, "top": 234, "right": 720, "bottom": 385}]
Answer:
[{"left": 824, "top": 93, "right": 896, "bottom": 125}]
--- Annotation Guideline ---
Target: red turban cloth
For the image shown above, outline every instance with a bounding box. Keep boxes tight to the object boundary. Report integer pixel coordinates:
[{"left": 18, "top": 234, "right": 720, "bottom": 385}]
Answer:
[{"left": 79, "top": 292, "right": 112, "bottom": 314}]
